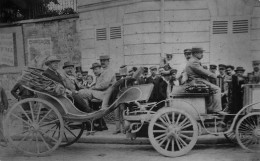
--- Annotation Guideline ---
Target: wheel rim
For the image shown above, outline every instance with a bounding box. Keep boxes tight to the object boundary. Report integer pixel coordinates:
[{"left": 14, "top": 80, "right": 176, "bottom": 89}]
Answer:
[
  {"left": 236, "top": 112, "right": 260, "bottom": 152},
  {"left": 148, "top": 108, "right": 198, "bottom": 157},
  {"left": 59, "top": 121, "right": 84, "bottom": 147},
  {"left": 4, "top": 98, "right": 64, "bottom": 156}
]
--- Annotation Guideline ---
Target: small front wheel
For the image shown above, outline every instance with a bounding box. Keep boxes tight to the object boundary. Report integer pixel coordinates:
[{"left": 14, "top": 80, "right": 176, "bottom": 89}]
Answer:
[
  {"left": 148, "top": 108, "right": 198, "bottom": 157},
  {"left": 235, "top": 112, "right": 260, "bottom": 152}
]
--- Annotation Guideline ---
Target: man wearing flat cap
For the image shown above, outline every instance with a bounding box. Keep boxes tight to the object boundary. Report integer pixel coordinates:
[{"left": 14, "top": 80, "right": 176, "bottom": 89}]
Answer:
[
  {"left": 98, "top": 55, "right": 116, "bottom": 89},
  {"left": 185, "top": 47, "right": 226, "bottom": 115},
  {"left": 251, "top": 60, "right": 260, "bottom": 84},
  {"left": 43, "top": 56, "right": 93, "bottom": 113}
]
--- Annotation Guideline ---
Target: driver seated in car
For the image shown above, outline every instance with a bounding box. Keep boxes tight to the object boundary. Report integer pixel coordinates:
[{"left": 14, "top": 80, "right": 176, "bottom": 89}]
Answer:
[{"left": 185, "top": 47, "right": 227, "bottom": 115}]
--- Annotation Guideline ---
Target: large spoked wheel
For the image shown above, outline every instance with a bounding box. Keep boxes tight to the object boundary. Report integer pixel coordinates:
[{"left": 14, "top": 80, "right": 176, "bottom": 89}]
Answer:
[
  {"left": 148, "top": 108, "right": 198, "bottom": 157},
  {"left": 3, "top": 98, "right": 64, "bottom": 156},
  {"left": 59, "top": 121, "right": 85, "bottom": 147},
  {"left": 236, "top": 112, "right": 260, "bottom": 152}
]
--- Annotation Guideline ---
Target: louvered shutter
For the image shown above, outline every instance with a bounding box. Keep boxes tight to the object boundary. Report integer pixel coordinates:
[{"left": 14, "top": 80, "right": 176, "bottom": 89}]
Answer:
[
  {"left": 96, "top": 28, "right": 107, "bottom": 41},
  {"left": 212, "top": 21, "right": 228, "bottom": 34},
  {"left": 232, "top": 20, "right": 249, "bottom": 34},
  {"left": 110, "top": 26, "right": 122, "bottom": 39}
]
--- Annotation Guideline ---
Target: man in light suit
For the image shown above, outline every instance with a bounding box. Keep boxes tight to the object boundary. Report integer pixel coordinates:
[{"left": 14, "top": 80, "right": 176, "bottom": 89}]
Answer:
[{"left": 185, "top": 47, "right": 226, "bottom": 115}]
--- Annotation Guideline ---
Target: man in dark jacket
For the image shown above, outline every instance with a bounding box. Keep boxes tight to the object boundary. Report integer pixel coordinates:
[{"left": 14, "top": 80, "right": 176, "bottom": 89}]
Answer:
[
  {"left": 43, "top": 56, "right": 92, "bottom": 113},
  {"left": 147, "top": 66, "right": 165, "bottom": 102}
]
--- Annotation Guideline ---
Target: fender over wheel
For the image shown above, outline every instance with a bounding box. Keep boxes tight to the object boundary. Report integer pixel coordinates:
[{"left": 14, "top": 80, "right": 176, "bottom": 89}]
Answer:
[
  {"left": 148, "top": 108, "right": 198, "bottom": 157},
  {"left": 3, "top": 98, "right": 64, "bottom": 156},
  {"left": 236, "top": 112, "right": 260, "bottom": 152}
]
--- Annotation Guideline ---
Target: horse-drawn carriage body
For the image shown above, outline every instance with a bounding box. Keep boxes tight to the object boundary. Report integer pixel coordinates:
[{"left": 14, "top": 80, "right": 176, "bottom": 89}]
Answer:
[{"left": 3, "top": 68, "right": 260, "bottom": 157}]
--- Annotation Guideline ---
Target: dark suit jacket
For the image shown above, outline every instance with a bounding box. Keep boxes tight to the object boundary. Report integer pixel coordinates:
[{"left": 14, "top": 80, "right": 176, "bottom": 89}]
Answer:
[
  {"left": 42, "top": 68, "right": 64, "bottom": 86},
  {"left": 147, "top": 76, "right": 165, "bottom": 102}
]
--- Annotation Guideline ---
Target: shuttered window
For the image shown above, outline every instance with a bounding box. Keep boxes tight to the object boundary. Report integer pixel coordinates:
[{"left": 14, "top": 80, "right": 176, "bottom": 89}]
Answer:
[
  {"left": 96, "top": 28, "right": 107, "bottom": 41},
  {"left": 232, "top": 20, "right": 249, "bottom": 34},
  {"left": 212, "top": 21, "right": 228, "bottom": 34},
  {"left": 110, "top": 26, "right": 122, "bottom": 39}
]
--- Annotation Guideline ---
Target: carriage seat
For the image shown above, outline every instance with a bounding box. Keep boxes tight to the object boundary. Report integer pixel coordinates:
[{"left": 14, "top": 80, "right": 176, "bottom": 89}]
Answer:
[{"left": 170, "top": 85, "right": 210, "bottom": 98}]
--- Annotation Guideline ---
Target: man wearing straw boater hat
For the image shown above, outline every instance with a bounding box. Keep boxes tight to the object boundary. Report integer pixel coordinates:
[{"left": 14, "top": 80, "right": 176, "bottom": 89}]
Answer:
[
  {"left": 185, "top": 47, "right": 227, "bottom": 115},
  {"left": 43, "top": 56, "right": 93, "bottom": 113}
]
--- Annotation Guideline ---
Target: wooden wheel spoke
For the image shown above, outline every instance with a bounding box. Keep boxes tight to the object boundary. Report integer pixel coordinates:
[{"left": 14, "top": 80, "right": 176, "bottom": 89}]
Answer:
[
  {"left": 154, "top": 123, "right": 167, "bottom": 130},
  {"left": 64, "top": 132, "right": 69, "bottom": 142},
  {"left": 165, "top": 139, "right": 170, "bottom": 150},
  {"left": 39, "top": 130, "right": 59, "bottom": 143},
  {"left": 239, "top": 124, "right": 253, "bottom": 132},
  {"left": 18, "top": 105, "right": 33, "bottom": 123},
  {"left": 175, "top": 136, "right": 182, "bottom": 150},
  {"left": 40, "top": 119, "right": 59, "bottom": 127},
  {"left": 65, "top": 126, "right": 77, "bottom": 138},
  {"left": 179, "top": 133, "right": 192, "bottom": 141},
  {"left": 153, "top": 130, "right": 167, "bottom": 133},
  {"left": 176, "top": 136, "right": 187, "bottom": 147},
  {"left": 29, "top": 101, "right": 35, "bottom": 122},
  {"left": 51, "top": 126, "right": 59, "bottom": 137},
  {"left": 39, "top": 109, "right": 54, "bottom": 125},
  {"left": 155, "top": 133, "right": 167, "bottom": 141},
  {"left": 243, "top": 119, "right": 256, "bottom": 130},
  {"left": 180, "top": 122, "right": 192, "bottom": 130},
  {"left": 164, "top": 114, "right": 171, "bottom": 125},
  {"left": 17, "top": 132, "right": 31, "bottom": 147},
  {"left": 10, "top": 113, "right": 31, "bottom": 126},
  {"left": 171, "top": 139, "right": 175, "bottom": 152},
  {"left": 38, "top": 133, "right": 52, "bottom": 150},
  {"left": 171, "top": 112, "right": 175, "bottom": 124},
  {"left": 180, "top": 130, "right": 194, "bottom": 134},
  {"left": 36, "top": 105, "right": 42, "bottom": 122},
  {"left": 35, "top": 133, "right": 40, "bottom": 154},
  {"left": 176, "top": 113, "right": 182, "bottom": 125},
  {"left": 178, "top": 117, "right": 189, "bottom": 127},
  {"left": 158, "top": 117, "right": 169, "bottom": 127},
  {"left": 158, "top": 135, "right": 168, "bottom": 146}
]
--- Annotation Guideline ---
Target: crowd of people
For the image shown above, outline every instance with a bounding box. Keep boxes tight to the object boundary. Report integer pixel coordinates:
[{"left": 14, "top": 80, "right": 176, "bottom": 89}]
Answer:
[{"left": 2, "top": 46, "right": 260, "bottom": 138}]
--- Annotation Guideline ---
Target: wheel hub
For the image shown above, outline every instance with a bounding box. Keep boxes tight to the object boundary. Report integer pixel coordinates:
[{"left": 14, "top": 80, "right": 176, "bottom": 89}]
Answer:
[
  {"left": 31, "top": 122, "right": 40, "bottom": 131},
  {"left": 167, "top": 125, "right": 180, "bottom": 138},
  {"left": 253, "top": 128, "right": 260, "bottom": 137}
]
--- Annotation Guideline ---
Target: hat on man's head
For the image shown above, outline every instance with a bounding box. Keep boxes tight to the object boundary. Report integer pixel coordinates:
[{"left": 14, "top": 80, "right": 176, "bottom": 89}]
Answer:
[
  {"left": 210, "top": 64, "right": 217, "bottom": 70},
  {"left": 129, "top": 66, "right": 137, "bottom": 73},
  {"left": 226, "top": 65, "right": 235, "bottom": 70},
  {"left": 82, "top": 71, "right": 88, "bottom": 76},
  {"left": 170, "top": 69, "right": 177, "bottom": 75},
  {"left": 90, "top": 63, "right": 101, "bottom": 69},
  {"left": 184, "top": 49, "right": 192, "bottom": 54},
  {"left": 98, "top": 55, "right": 110, "bottom": 60},
  {"left": 150, "top": 66, "right": 157, "bottom": 70},
  {"left": 191, "top": 46, "right": 205, "bottom": 53},
  {"left": 119, "top": 65, "right": 128, "bottom": 76},
  {"left": 44, "top": 55, "right": 61, "bottom": 66},
  {"left": 235, "top": 66, "right": 245, "bottom": 72},
  {"left": 161, "top": 70, "right": 171, "bottom": 76},
  {"left": 218, "top": 64, "right": 226, "bottom": 70},
  {"left": 62, "top": 61, "right": 74, "bottom": 69},
  {"left": 252, "top": 60, "right": 260, "bottom": 65}
]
